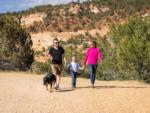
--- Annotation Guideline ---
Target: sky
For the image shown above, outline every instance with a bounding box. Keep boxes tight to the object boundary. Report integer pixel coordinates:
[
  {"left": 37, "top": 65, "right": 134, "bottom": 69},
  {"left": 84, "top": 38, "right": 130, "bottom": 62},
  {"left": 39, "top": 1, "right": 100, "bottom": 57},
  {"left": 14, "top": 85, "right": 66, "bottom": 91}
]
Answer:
[{"left": 0, "top": 0, "right": 86, "bottom": 13}]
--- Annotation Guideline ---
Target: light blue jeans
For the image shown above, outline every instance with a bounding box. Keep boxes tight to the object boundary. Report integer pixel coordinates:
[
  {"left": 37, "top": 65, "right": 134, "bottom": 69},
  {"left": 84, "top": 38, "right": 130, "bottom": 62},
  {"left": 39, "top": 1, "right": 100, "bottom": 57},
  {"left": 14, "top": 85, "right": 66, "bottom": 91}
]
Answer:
[{"left": 88, "top": 64, "right": 97, "bottom": 85}]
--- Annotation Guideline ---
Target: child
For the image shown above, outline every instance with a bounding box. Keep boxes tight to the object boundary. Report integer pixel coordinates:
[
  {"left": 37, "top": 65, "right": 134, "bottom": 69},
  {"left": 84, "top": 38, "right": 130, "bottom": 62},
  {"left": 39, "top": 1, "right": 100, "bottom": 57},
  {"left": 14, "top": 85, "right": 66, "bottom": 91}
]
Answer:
[{"left": 67, "top": 56, "right": 82, "bottom": 89}]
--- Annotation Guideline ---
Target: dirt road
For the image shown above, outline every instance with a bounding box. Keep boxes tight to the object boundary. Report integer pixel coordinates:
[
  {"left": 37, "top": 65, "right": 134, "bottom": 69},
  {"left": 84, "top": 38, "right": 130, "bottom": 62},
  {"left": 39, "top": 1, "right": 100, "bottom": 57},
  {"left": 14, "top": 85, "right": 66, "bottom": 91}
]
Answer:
[{"left": 0, "top": 72, "right": 150, "bottom": 113}]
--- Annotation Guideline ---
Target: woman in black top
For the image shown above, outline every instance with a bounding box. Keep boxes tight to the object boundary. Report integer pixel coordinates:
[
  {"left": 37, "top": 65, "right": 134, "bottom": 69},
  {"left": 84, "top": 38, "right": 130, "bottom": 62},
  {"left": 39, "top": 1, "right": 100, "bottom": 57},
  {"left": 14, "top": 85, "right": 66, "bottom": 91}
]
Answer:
[{"left": 49, "top": 38, "right": 66, "bottom": 90}]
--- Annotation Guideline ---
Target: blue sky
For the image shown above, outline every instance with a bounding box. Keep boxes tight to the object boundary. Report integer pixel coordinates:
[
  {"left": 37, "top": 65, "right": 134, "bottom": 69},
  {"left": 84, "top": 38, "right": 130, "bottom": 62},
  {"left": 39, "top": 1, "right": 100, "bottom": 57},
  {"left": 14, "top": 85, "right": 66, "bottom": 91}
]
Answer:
[{"left": 0, "top": 0, "right": 86, "bottom": 13}]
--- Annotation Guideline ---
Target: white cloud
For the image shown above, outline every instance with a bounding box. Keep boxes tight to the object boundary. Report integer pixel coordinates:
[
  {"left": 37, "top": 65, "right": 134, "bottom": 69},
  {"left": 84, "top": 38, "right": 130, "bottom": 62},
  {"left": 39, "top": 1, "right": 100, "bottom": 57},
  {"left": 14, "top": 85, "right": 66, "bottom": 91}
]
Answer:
[
  {"left": 1, "top": 0, "right": 83, "bottom": 13},
  {"left": 20, "top": 0, "right": 49, "bottom": 8},
  {"left": 19, "top": 0, "right": 75, "bottom": 8}
]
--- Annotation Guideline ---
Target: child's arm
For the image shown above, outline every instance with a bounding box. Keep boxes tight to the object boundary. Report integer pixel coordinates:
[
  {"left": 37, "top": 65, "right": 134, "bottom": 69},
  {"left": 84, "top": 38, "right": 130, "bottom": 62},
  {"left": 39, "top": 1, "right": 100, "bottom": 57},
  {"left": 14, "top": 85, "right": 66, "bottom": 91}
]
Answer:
[
  {"left": 67, "top": 63, "right": 71, "bottom": 69},
  {"left": 66, "top": 63, "right": 71, "bottom": 74},
  {"left": 78, "top": 64, "right": 84, "bottom": 70}
]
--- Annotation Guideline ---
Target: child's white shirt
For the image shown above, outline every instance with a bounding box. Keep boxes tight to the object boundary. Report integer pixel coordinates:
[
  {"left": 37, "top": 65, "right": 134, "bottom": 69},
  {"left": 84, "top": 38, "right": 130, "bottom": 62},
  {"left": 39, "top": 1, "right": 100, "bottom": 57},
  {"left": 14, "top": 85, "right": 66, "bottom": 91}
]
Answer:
[{"left": 71, "top": 61, "right": 79, "bottom": 72}]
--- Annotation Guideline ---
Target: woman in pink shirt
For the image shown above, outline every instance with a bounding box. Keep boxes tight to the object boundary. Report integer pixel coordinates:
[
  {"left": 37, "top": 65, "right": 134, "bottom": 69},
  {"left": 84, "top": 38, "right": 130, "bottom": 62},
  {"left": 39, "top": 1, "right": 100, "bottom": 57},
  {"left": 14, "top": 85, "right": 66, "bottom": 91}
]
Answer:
[{"left": 83, "top": 41, "right": 103, "bottom": 88}]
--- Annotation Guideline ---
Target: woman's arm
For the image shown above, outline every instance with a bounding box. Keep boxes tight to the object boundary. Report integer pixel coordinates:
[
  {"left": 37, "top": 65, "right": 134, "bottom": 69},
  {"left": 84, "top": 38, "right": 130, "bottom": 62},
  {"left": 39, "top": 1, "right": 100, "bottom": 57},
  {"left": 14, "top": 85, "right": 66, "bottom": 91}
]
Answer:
[
  {"left": 83, "top": 48, "right": 89, "bottom": 66},
  {"left": 98, "top": 48, "right": 103, "bottom": 61},
  {"left": 62, "top": 54, "right": 67, "bottom": 67}
]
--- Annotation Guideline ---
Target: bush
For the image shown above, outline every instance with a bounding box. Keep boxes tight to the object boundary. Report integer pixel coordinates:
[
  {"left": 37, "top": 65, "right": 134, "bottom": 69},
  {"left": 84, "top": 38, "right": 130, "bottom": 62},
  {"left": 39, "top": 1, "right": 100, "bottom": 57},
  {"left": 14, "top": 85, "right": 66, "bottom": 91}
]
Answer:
[
  {"left": 109, "top": 18, "right": 150, "bottom": 83},
  {"left": 94, "top": 36, "right": 120, "bottom": 80},
  {"left": 31, "top": 61, "right": 51, "bottom": 74},
  {"left": 81, "top": 18, "right": 150, "bottom": 83}
]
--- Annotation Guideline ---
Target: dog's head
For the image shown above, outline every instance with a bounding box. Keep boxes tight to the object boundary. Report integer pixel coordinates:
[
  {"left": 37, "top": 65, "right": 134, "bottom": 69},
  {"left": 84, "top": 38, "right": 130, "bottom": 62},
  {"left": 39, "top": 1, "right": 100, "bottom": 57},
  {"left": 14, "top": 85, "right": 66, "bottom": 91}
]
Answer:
[{"left": 43, "top": 73, "right": 56, "bottom": 85}]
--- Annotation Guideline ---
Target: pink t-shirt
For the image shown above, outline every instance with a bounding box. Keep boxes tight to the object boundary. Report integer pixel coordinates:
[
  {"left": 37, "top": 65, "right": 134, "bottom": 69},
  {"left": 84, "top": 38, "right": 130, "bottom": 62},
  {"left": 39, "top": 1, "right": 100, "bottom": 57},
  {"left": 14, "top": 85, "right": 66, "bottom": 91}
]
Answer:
[{"left": 83, "top": 47, "right": 103, "bottom": 65}]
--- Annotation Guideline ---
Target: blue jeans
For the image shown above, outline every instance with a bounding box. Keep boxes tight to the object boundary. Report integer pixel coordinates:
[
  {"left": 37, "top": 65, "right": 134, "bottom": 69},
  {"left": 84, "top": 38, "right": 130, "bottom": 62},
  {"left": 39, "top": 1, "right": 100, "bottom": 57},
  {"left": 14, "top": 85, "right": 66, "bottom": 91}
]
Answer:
[
  {"left": 70, "top": 71, "right": 77, "bottom": 87},
  {"left": 88, "top": 64, "right": 97, "bottom": 85}
]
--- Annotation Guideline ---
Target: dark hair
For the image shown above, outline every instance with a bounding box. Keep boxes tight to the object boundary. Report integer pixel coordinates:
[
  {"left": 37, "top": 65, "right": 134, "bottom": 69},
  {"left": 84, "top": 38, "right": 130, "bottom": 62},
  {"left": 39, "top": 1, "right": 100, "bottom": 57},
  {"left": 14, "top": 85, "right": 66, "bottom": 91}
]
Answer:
[
  {"left": 91, "top": 41, "right": 97, "bottom": 47},
  {"left": 53, "top": 38, "right": 59, "bottom": 42}
]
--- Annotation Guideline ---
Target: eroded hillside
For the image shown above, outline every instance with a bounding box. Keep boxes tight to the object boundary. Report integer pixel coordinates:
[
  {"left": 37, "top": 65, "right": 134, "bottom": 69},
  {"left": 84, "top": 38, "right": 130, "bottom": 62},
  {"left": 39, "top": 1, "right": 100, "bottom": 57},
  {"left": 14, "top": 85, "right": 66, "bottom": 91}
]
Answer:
[{"left": 3, "top": 1, "right": 150, "bottom": 54}]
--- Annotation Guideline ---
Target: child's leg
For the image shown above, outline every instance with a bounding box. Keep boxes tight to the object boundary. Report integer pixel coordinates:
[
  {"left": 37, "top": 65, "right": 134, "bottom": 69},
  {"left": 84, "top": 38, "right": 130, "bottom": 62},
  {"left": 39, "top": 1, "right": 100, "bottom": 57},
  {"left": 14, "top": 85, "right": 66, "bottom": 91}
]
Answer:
[
  {"left": 73, "top": 72, "right": 77, "bottom": 88},
  {"left": 71, "top": 71, "right": 77, "bottom": 88}
]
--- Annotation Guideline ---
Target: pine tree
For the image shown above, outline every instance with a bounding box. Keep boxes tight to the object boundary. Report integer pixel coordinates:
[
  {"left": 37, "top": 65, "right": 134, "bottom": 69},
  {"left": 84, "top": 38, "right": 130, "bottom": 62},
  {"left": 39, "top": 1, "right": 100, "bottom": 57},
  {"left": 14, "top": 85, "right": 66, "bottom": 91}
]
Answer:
[{"left": 0, "top": 16, "right": 34, "bottom": 70}]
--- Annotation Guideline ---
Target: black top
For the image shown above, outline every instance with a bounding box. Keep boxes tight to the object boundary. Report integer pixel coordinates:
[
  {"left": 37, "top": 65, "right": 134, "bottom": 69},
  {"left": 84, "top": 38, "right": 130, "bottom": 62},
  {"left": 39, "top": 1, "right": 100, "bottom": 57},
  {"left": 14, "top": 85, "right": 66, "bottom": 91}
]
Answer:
[{"left": 49, "top": 46, "right": 65, "bottom": 64}]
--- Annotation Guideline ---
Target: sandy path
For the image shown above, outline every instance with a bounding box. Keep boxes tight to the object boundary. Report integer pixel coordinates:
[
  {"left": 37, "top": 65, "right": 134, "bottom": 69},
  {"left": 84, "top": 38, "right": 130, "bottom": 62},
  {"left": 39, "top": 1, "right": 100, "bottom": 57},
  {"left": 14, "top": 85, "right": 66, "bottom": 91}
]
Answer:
[{"left": 0, "top": 72, "right": 150, "bottom": 113}]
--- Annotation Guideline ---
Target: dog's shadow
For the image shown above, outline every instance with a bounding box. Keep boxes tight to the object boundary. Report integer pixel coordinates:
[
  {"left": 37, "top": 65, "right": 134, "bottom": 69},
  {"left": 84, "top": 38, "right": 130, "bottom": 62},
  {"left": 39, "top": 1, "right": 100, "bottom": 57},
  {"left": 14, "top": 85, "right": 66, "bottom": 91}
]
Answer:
[{"left": 55, "top": 88, "right": 75, "bottom": 92}]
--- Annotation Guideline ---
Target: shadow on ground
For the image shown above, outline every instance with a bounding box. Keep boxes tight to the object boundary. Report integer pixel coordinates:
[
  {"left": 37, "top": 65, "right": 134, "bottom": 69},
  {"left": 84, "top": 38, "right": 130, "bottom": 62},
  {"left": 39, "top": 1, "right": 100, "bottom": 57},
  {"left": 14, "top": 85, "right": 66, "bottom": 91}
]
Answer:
[{"left": 77, "top": 85, "right": 150, "bottom": 89}]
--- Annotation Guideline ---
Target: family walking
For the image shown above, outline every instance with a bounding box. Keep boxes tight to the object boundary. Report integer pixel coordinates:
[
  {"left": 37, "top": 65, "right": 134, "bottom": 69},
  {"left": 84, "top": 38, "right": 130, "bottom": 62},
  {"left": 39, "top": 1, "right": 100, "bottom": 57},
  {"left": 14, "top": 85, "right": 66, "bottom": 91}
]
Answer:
[{"left": 49, "top": 38, "right": 103, "bottom": 90}]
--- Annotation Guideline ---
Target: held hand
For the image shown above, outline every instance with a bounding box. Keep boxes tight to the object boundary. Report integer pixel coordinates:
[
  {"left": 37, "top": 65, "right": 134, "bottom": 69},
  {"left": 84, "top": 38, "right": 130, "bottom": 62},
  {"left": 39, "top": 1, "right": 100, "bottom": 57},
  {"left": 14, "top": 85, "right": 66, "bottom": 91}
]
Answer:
[{"left": 82, "top": 65, "right": 86, "bottom": 70}]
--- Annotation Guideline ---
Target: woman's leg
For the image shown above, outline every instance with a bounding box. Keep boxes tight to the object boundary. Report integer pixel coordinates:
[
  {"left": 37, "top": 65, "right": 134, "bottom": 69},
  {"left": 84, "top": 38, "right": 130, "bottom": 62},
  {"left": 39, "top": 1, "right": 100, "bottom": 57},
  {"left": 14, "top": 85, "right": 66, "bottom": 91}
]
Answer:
[
  {"left": 88, "top": 64, "right": 94, "bottom": 85},
  {"left": 92, "top": 65, "right": 97, "bottom": 85},
  {"left": 88, "top": 64, "right": 97, "bottom": 87},
  {"left": 51, "top": 64, "right": 58, "bottom": 89}
]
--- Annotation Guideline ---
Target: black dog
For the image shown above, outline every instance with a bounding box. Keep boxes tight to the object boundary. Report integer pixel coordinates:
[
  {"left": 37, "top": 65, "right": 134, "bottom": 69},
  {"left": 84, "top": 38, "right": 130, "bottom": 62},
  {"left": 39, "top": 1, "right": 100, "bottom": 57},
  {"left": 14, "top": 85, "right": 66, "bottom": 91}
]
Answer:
[{"left": 43, "top": 73, "right": 56, "bottom": 92}]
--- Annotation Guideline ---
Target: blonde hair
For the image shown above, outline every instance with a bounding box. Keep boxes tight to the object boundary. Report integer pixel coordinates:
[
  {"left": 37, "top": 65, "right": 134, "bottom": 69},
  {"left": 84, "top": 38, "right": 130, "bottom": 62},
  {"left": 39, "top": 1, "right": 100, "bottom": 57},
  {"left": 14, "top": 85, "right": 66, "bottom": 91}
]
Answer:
[{"left": 72, "top": 56, "right": 77, "bottom": 62}]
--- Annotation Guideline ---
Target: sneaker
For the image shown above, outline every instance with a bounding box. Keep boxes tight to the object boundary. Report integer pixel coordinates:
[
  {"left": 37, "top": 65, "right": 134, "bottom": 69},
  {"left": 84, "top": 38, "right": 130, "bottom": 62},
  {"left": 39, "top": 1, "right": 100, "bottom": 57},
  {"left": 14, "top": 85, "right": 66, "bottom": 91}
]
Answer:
[
  {"left": 91, "top": 85, "right": 95, "bottom": 88},
  {"left": 72, "top": 86, "right": 76, "bottom": 89},
  {"left": 54, "top": 85, "right": 59, "bottom": 90}
]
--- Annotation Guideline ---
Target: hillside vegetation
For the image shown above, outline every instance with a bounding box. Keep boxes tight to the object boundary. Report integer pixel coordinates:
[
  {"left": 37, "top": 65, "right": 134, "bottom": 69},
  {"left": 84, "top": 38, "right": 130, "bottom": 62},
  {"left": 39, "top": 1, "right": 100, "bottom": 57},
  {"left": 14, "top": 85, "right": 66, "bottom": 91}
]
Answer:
[
  {"left": 3, "top": 0, "right": 150, "bottom": 33},
  {"left": 25, "top": 0, "right": 150, "bottom": 33}
]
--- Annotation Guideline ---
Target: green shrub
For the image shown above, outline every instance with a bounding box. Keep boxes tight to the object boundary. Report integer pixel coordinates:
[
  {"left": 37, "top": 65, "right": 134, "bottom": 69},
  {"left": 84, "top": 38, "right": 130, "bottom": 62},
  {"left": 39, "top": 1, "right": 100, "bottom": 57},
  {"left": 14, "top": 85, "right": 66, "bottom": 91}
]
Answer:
[
  {"left": 94, "top": 36, "right": 120, "bottom": 80},
  {"left": 109, "top": 18, "right": 150, "bottom": 83},
  {"left": 31, "top": 61, "right": 51, "bottom": 74},
  {"left": 0, "top": 16, "right": 34, "bottom": 71}
]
